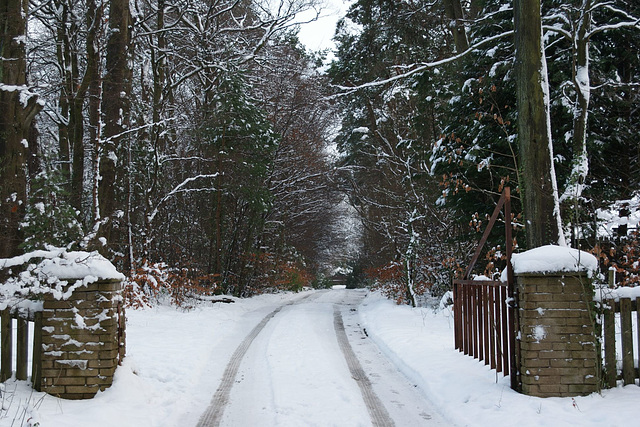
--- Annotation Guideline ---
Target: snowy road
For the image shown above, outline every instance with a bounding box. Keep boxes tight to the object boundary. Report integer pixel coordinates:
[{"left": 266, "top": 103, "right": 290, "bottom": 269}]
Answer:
[
  {"left": 197, "top": 289, "right": 447, "bottom": 427},
  {"left": 5, "top": 288, "right": 638, "bottom": 426}
]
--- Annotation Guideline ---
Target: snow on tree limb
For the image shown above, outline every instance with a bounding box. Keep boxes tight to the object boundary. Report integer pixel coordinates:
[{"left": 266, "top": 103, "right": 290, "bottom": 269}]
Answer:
[
  {"left": 147, "top": 173, "right": 221, "bottom": 223},
  {"left": 333, "top": 30, "right": 515, "bottom": 95}
]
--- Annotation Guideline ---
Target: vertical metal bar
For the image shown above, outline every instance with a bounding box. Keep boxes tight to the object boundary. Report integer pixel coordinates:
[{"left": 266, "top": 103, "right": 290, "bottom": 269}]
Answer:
[
  {"left": 501, "top": 285, "right": 510, "bottom": 377},
  {"left": 118, "top": 302, "right": 126, "bottom": 364},
  {"left": 505, "top": 187, "right": 514, "bottom": 287},
  {"left": 454, "top": 282, "right": 461, "bottom": 350},
  {"left": 488, "top": 285, "right": 494, "bottom": 368},
  {"left": 466, "top": 284, "right": 473, "bottom": 356},
  {"left": 495, "top": 285, "right": 503, "bottom": 373},
  {"left": 472, "top": 285, "right": 479, "bottom": 359},
  {"left": 466, "top": 284, "right": 472, "bottom": 356},
  {"left": 478, "top": 284, "right": 484, "bottom": 362},
  {"left": 504, "top": 188, "right": 519, "bottom": 389},
  {"left": 637, "top": 297, "right": 640, "bottom": 383},
  {"left": 483, "top": 284, "right": 490, "bottom": 365},
  {"left": 463, "top": 284, "right": 470, "bottom": 355},
  {"left": 603, "top": 299, "right": 617, "bottom": 388}
]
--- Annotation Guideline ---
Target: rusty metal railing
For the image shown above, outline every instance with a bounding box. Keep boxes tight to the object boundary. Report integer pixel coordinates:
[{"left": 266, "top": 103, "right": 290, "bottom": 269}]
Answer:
[{"left": 453, "top": 187, "right": 519, "bottom": 390}]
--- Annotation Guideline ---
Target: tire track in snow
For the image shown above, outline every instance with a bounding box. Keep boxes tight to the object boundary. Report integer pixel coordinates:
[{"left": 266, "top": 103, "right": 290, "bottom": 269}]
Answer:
[
  {"left": 333, "top": 304, "right": 395, "bottom": 427},
  {"left": 196, "top": 292, "right": 317, "bottom": 427}
]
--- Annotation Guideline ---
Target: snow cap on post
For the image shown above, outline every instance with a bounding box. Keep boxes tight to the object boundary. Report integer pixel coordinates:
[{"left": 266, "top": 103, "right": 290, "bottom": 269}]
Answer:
[
  {"left": 510, "top": 245, "right": 598, "bottom": 277},
  {"left": 39, "top": 251, "right": 125, "bottom": 281}
]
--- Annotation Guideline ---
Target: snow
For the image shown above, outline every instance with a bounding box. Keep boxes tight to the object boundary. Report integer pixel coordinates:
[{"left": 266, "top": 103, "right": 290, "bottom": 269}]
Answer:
[
  {"left": 532, "top": 325, "right": 547, "bottom": 342},
  {"left": 596, "top": 193, "right": 640, "bottom": 238},
  {"left": 0, "top": 249, "right": 124, "bottom": 311},
  {"left": 220, "top": 293, "right": 371, "bottom": 426},
  {"left": 509, "top": 245, "right": 598, "bottom": 277},
  {"left": 38, "top": 251, "right": 124, "bottom": 281},
  {"left": 358, "top": 292, "right": 640, "bottom": 427},
  {"left": 1, "top": 289, "right": 639, "bottom": 426},
  {"left": 594, "top": 284, "right": 640, "bottom": 302},
  {"left": 0, "top": 249, "right": 122, "bottom": 281}
]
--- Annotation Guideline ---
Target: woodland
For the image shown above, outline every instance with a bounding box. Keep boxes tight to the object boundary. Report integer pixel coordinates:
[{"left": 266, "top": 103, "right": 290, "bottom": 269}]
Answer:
[{"left": 0, "top": 0, "right": 639, "bottom": 307}]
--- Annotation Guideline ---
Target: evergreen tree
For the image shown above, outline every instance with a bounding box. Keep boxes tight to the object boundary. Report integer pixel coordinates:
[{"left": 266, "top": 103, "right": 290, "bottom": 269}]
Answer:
[{"left": 21, "top": 168, "right": 84, "bottom": 251}]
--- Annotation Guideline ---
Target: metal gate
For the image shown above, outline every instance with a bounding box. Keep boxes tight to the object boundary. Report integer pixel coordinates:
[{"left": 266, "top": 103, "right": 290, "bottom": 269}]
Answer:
[{"left": 452, "top": 188, "right": 519, "bottom": 390}]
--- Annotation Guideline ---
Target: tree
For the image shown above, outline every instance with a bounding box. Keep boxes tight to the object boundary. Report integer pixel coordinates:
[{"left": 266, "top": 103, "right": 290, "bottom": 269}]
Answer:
[
  {"left": 443, "top": 0, "right": 469, "bottom": 53},
  {"left": 254, "top": 41, "right": 340, "bottom": 273},
  {"left": 29, "top": 0, "right": 105, "bottom": 221},
  {"left": 514, "top": 0, "right": 565, "bottom": 248},
  {"left": 0, "top": 0, "right": 42, "bottom": 258},
  {"left": 95, "top": 0, "right": 133, "bottom": 265},
  {"left": 330, "top": 0, "right": 471, "bottom": 303},
  {"left": 541, "top": 1, "right": 640, "bottom": 245}
]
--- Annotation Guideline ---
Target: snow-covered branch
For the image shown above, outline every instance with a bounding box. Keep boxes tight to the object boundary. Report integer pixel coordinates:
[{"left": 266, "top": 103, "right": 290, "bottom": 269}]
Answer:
[
  {"left": 333, "top": 30, "right": 514, "bottom": 95},
  {"left": 147, "top": 173, "right": 220, "bottom": 223}
]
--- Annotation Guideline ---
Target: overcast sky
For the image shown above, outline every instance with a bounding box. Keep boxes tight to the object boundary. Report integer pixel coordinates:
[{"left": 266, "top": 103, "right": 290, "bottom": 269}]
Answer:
[{"left": 295, "top": 0, "right": 352, "bottom": 52}]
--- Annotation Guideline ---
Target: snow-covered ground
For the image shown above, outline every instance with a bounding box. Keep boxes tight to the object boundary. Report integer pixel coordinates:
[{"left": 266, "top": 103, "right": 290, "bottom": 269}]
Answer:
[{"left": 1, "top": 288, "right": 639, "bottom": 426}]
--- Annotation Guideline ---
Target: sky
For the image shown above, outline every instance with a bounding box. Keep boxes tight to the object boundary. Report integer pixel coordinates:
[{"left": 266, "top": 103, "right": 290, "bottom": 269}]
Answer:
[{"left": 295, "top": 0, "right": 353, "bottom": 52}]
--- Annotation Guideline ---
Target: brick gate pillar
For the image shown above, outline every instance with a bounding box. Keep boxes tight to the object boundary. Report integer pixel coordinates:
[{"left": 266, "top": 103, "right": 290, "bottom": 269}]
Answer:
[
  {"left": 512, "top": 245, "right": 599, "bottom": 397},
  {"left": 38, "top": 252, "right": 125, "bottom": 399}
]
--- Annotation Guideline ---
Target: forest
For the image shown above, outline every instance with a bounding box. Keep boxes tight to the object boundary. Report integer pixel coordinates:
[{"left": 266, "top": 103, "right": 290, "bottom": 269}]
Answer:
[{"left": 0, "top": 0, "right": 638, "bottom": 307}]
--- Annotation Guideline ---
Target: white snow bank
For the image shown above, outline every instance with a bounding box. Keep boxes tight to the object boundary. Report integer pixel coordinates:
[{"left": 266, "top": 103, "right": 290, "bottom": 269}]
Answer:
[
  {"left": 510, "top": 245, "right": 598, "bottom": 276},
  {"left": 359, "top": 291, "right": 640, "bottom": 427}
]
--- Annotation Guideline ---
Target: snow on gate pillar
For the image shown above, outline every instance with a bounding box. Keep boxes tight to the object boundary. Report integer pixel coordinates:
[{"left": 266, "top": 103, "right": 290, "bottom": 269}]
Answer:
[
  {"left": 38, "top": 252, "right": 125, "bottom": 399},
  {"left": 513, "top": 245, "right": 599, "bottom": 398}
]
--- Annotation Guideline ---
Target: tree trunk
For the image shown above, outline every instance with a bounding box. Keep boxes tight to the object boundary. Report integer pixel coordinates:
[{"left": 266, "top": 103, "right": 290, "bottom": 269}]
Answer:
[
  {"left": 98, "top": 0, "right": 132, "bottom": 260},
  {"left": 55, "top": 0, "right": 72, "bottom": 181},
  {"left": 52, "top": 0, "right": 86, "bottom": 213},
  {"left": 0, "top": 0, "right": 42, "bottom": 258},
  {"left": 514, "top": 0, "right": 565, "bottom": 248},
  {"left": 86, "top": 0, "right": 103, "bottom": 227},
  {"left": 561, "top": 2, "right": 592, "bottom": 246},
  {"left": 443, "top": 0, "right": 469, "bottom": 53}
]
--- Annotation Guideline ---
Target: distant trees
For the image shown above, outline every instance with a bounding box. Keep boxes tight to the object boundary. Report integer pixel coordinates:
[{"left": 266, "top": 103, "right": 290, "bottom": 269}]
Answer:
[{"left": 330, "top": 0, "right": 467, "bottom": 304}]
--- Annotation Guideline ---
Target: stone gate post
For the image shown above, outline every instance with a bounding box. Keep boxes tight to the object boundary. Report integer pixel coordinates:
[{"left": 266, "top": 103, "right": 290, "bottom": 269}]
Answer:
[
  {"left": 38, "top": 252, "right": 125, "bottom": 399},
  {"left": 512, "top": 245, "right": 599, "bottom": 397}
]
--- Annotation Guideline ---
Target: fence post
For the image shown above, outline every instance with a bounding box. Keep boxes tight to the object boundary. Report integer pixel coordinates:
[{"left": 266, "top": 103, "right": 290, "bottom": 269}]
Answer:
[
  {"left": 32, "top": 311, "right": 43, "bottom": 391},
  {"left": 1, "top": 309, "right": 12, "bottom": 382},
  {"left": 637, "top": 297, "right": 640, "bottom": 382},
  {"left": 603, "top": 299, "right": 617, "bottom": 388},
  {"left": 16, "top": 317, "right": 28, "bottom": 380},
  {"left": 620, "top": 298, "right": 635, "bottom": 385}
]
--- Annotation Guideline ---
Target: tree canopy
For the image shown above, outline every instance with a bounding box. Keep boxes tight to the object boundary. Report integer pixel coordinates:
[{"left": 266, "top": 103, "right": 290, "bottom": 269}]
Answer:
[{"left": 1, "top": 0, "right": 638, "bottom": 304}]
